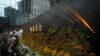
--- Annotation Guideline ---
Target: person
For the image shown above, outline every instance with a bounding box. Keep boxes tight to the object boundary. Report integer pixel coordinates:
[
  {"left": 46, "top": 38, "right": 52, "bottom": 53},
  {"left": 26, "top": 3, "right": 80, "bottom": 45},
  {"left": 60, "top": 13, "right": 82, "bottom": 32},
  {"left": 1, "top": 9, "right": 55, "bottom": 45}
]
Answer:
[
  {"left": 8, "top": 35, "right": 17, "bottom": 56},
  {"left": 10, "top": 31, "right": 13, "bottom": 36},
  {"left": 1, "top": 33, "right": 9, "bottom": 56},
  {"left": 17, "top": 29, "right": 23, "bottom": 39},
  {"left": 8, "top": 34, "right": 21, "bottom": 56},
  {"left": 0, "top": 36, "right": 3, "bottom": 56},
  {"left": 0, "top": 37, "right": 3, "bottom": 49}
]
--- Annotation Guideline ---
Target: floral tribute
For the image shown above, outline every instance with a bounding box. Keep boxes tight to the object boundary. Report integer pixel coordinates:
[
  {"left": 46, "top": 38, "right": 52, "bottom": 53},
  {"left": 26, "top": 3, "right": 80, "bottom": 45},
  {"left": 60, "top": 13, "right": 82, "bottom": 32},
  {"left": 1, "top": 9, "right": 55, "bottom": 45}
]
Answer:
[{"left": 20, "top": 25, "right": 95, "bottom": 56}]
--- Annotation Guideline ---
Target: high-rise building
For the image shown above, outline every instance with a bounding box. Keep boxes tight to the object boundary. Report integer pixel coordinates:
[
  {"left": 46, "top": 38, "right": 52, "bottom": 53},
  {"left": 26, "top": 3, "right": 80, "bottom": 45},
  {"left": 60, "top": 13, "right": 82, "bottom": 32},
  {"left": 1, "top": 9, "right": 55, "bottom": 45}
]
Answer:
[
  {"left": 0, "top": 17, "right": 8, "bottom": 32},
  {"left": 18, "top": 0, "right": 31, "bottom": 15},
  {"left": 17, "top": 0, "right": 50, "bottom": 25},
  {"left": 18, "top": 0, "right": 50, "bottom": 19},
  {"left": 31, "top": 0, "right": 50, "bottom": 18},
  {"left": 4, "top": 6, "right": 19, "bottom": 26},
  {"left": 0, "top": 17, "right": 7, "bottom": 26}
]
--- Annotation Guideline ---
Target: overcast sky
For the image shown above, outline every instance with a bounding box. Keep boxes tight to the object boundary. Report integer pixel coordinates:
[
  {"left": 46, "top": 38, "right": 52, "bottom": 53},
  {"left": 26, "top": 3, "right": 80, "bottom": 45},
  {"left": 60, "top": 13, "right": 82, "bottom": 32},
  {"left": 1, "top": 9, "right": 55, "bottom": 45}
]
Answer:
[{"left": 0, "top": 0, "right": 22, "bottom": 17}]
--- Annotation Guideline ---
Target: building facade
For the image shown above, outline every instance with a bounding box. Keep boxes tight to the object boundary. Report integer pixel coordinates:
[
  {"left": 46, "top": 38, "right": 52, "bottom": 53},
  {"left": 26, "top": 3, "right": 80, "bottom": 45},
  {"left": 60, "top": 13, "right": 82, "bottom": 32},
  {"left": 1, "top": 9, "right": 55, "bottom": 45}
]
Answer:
[
  {"left": 17, "top": 0, "right": 50, "bottom": 25},
  {"left": 0, "top": 17, "right": 8, "bottom": 33},
  {"left": 31, "top": 0, "right": 50, "bottom": 18},
  {"left": 4, "top": 0, "right": 50, "bottom": 26},
  {"left": 4, "top": 6, "right": 19, "bottom": 26},
  {"left": 15, "top": 14, "right": 29, "bottom": 25},
  {"left": 18, "top": 0, "right": 31, "bottom": 15}
]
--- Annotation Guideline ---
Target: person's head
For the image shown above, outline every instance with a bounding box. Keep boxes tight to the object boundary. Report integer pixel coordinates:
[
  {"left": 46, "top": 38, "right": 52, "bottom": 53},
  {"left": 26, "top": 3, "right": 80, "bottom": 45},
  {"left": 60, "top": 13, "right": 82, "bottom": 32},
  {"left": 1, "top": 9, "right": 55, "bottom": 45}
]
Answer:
[
  {"left": 12, "top": 36, "right": 16, "bottom": 41},
  {"left": 3, "top": 33, "right": 9, "bottom": 39},
  {"left": 4, "top": 32, "right": 8, "bottom": 36},
  {"left": 12, "top": 31, "right": 15, "bottom": 35}
]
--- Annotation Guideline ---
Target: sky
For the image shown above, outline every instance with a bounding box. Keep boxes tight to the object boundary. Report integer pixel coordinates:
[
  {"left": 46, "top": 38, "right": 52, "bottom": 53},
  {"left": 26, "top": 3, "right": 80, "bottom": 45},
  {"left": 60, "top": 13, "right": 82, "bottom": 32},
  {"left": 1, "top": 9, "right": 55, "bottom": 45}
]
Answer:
[{"left": 0, "top": 0, "right": 22, "bottom": 17}]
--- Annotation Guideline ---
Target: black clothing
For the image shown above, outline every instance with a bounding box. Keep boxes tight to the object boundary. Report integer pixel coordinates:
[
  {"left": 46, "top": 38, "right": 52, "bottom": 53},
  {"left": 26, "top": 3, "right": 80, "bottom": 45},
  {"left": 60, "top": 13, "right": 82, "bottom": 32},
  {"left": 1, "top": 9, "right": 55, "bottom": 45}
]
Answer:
[{"left": 1, "top": 37, "right": 8, "bottom": 56}]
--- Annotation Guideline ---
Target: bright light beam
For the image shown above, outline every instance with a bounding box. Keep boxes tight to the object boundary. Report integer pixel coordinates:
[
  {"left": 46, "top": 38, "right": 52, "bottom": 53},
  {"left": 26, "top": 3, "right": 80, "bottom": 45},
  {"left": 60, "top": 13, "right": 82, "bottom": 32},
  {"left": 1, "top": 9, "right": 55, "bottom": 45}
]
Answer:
[{"left": 63, "top": 2, "right": 95, "bottom": 34}]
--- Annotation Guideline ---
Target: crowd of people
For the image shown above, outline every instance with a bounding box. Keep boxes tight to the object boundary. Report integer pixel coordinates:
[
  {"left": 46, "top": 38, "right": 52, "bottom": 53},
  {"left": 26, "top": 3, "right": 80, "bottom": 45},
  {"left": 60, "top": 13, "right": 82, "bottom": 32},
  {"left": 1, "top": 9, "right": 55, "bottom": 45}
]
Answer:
[{"left": 0, "top": 29, "right": 23, "bottom": 56}]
